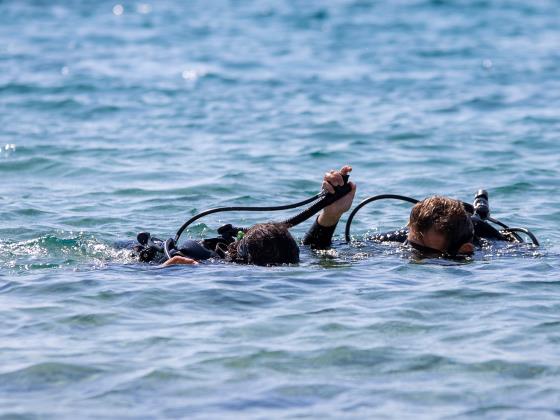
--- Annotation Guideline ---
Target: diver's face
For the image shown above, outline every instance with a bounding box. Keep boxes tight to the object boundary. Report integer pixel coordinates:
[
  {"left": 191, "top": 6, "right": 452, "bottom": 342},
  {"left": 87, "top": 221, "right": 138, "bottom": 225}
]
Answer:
[
  {"left": 418, "top": 229, "right": 447, "bottom": 253},
  {"left": 409, "top": 228, "right": 474, "bottom": 256}
]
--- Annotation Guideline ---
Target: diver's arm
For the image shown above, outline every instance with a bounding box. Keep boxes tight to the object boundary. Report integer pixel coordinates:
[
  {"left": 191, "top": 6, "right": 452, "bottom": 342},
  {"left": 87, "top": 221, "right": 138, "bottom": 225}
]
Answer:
[
  {"left": 302, "top": 216, "right": 339, "bottom": 249},
  {"left": 367, "top": 228, "right": 409, "bottom": 243},
  {"left": 303, "top": 166, "right": 356, "bottom": 249},
  {"left": 161, "top": 256, "right": 199, "bottom": 266}
]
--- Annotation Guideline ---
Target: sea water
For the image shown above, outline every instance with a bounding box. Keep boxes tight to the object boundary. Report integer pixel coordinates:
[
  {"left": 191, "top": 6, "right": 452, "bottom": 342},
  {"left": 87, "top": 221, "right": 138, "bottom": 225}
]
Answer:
[{"left": 1, "top": 0, "right": 559, "bottom": 418}]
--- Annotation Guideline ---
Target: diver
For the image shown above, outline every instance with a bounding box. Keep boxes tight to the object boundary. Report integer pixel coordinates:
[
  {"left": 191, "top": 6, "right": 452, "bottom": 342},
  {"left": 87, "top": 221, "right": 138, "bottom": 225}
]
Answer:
[
  {"left": 152, "top": 222, "right": 300, "bottom": 267},
  {"left": 131, "top": 166, "right": 356, "bottom": 267},
  {"left": 367, "top": 195, "right": 475, "bottom": 256},
  {"left": 303, "top": 167, "right": 538, "bottom": 258}
]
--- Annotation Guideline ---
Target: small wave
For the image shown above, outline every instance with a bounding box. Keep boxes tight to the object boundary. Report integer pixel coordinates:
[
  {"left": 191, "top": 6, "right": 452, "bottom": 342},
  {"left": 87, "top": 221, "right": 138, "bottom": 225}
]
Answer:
[
  {"left": 0, "top": 156, "right": 61, "bottom": 173},
  {"left": 0, "top": 362, "right": 104, "bottom": 392},
  {"left": 480, "top": 241, "right": 544, "bottom": 260},
  {"left": 0, "top": 233, "right": 134, "bottom": 272},
  {"left": 493, "top": 182, "right": 537, "bottom": 194},
  {"left": 24, "top": 98, "right": 83, "bottom": 111},
  {"left": 0, "top": 82, "right": 98, "bottom": 95}
]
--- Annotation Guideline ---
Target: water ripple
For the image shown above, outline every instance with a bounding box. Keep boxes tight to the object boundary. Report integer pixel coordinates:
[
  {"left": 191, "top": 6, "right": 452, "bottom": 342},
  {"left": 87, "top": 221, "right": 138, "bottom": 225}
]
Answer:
[{"left": 1, "top": 0, "right": 559, "bottom": 417}]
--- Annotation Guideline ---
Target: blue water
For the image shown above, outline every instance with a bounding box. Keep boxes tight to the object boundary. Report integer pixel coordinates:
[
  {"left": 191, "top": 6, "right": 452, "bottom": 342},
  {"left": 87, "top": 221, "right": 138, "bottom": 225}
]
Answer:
[{"left": 1, "top": 0, "right": 560, "bottom": 418}]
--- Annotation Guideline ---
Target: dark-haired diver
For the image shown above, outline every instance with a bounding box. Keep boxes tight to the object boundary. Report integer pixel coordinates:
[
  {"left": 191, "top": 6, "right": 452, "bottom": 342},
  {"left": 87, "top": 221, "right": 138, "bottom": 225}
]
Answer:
[
  {"left": 156, "top": 222, "right": 300, "bottom": 267},
  {"left": 131, "top": 166, "right": 357, "bottom": 267}
]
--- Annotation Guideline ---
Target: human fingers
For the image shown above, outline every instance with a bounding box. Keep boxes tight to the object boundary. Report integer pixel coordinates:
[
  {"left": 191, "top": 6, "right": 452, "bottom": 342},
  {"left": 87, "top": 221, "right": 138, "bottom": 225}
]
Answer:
[
  {"left": 340, "top": 165, "right": 352, "bottom": 175},
  {"left": 322, "top": 180, "right": 335, "bottom": 194},
  {"left": 348, "top": 181, "right": 357, "bottom": 198},
  {"left": 340, "top": 182, "right": 356, "bottom": 205},
  {"left": 328, "top": 166, "right": 353, "bottom": 185},
  {"left": 325, "top": 170, "right": 344, "bottom": 186}
]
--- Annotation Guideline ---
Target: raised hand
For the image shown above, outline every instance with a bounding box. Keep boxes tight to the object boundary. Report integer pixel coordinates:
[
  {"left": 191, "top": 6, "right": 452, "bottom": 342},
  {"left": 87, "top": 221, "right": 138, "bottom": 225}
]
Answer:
[{"left": 318, "top": 165, "right": 357, "bottom": 227}]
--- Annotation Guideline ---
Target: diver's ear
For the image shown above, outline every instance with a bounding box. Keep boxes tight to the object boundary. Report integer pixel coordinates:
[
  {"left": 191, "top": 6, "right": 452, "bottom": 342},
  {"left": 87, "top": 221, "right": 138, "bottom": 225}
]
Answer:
[{"left": 458, "top": 242, "right": 475, "bottom": 255}]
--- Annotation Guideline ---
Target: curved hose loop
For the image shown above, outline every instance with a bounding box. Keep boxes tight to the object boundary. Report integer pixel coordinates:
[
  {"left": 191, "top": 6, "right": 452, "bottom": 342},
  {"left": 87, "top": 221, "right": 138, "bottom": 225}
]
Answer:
[
  {"left": 487, "top": 216, "right": 510, "bottom": 230},
  {"left": 174, "top": 176, "right": 352, "bottom": 244},
  {"left": 164, "top": 238, "right": 175, "bottom": 260},
  {"left": 174, "top": 193, "right": 323, "bottom": 243},
  {"left": 344, "top": 194, "right": 419, "bottom": 243},
  {"left": 501, "top": 227, "right": 540, "bottom": 246},
  {"left": 486, "top": 216, "right": 523, "bottom": 242}
]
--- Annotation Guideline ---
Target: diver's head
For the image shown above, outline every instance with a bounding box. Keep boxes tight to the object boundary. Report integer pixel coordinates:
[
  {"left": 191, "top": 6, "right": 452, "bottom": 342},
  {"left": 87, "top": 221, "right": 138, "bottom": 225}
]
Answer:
[
  {"left": 407, "top": 196, "right": 474, "bottom": 256},
  {"left": 227, "top": 223, "right": 300, "bottom": 266}
]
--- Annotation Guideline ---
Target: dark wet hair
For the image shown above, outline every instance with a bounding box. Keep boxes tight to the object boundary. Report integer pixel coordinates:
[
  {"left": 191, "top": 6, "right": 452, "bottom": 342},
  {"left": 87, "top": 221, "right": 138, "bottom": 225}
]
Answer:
[
  {"left": 226, "top": 223, "right": 300, "bottom": 266},
  {"left": 409, "top": 196, "right": 474, "bottom": 255}
]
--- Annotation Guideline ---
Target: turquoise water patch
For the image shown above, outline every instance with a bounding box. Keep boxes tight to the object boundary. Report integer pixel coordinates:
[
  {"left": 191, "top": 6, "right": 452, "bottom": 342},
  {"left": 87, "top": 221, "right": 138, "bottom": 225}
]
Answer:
[{"left": 1, "top": 0, "right": 560, "bottom": 418}]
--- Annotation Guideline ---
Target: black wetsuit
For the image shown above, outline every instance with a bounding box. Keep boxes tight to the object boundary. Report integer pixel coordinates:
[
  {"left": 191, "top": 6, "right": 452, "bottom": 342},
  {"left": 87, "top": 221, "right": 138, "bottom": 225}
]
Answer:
[
  {"left": 302, "top": 218, "right": 408, "bottom": 250},
  {"left": 302, "top": 217, "right": 509, "bottom": 252}
]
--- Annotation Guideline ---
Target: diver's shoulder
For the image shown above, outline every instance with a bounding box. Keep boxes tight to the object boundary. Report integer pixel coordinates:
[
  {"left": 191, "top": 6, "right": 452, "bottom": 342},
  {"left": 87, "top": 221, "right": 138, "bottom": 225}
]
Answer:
[{"left": 367, "top": 227, "right": 408, "bottom": 243}]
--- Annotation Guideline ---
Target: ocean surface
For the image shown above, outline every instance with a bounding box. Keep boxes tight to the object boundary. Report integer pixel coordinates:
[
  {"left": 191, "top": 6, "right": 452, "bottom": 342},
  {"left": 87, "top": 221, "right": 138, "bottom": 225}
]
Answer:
[{"left": 1, "top": 0, "right": 559, "bottom": 418}]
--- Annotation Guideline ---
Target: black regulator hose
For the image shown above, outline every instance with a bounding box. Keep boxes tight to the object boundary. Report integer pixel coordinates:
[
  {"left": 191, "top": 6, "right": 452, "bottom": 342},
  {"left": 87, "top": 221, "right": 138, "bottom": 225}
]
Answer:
[
  {"left": 501, "top": 227, "right": 540, "bottom": 246},
  {"left": 282, "top": 180, "right": 352, "bottom": 228},
  {"left": 174, "top": 175, "right": 352, "bottom": 245},
  {"left": 174, "top": 194, "right": 321, "bottom": 244},
  {"left": 344, "top": 194, "right": 419, "bottom": 243}
]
